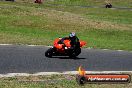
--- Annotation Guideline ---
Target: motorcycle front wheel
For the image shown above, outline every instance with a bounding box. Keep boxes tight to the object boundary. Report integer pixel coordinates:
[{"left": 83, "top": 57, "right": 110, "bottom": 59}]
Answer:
[{"left": 45, "top": 48, "right": 54, "bottom": 58}]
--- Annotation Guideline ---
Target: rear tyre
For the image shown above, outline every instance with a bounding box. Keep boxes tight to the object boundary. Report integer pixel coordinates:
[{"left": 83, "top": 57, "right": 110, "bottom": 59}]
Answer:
[
  {"left": 69, "top": 52, "right": 76, "bottom": 58},
  {"left": 68, "top": 48, "right": 76, "bottom": 58},
  {"left": 45, "top": 48, "right": 53, "bottom": 58},
  {"left": 75, "top": 48, "right": 81, "bottom": 56},
  {"left": 69, "top": 48, "right": 81, "bottom": 58}
]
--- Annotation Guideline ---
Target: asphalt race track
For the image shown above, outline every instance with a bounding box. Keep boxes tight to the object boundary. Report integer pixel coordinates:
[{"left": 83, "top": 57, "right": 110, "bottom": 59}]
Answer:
[{"left": 0, "top": 45, "right": 132, "bottom": 74}]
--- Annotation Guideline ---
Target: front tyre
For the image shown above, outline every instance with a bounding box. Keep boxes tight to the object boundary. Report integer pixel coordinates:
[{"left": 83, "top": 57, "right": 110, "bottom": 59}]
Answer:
[{"left": 45, "top": 48, "right": 54, "bottom": 58}]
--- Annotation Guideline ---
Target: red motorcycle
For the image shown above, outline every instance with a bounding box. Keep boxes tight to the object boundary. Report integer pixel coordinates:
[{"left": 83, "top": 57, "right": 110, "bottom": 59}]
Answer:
[{"left": 45, "top": 38, "right": 86, "bottom": 58}]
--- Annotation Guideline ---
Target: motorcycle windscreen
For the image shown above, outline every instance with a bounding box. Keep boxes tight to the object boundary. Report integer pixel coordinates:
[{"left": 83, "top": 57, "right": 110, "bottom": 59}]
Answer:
[
  {"left": 54, "top": 38, "right": 60, "bottom": 45},
  {"left": 55, "top": 44, "right": 63, "bottom": 49},
  {"left": 63, "top": 40, "right": 71, "bottom": 47}
]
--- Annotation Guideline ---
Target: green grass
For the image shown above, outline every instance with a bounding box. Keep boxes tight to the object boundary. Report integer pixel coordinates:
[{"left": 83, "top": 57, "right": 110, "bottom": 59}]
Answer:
[
  {"left": 45, "top": 0, "right": 132, "bottom": 8},
  {"left": 0, "top": 74, "right": 132, "bottom": 88},
  {"left": 0, "top": 1, "right": 132, "bottom": 50}
]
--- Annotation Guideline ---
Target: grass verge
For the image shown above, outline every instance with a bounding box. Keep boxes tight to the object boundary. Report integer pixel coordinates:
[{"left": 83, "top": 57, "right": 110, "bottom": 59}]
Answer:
[{"left": 0, "top": 74, "right": 132, "bottom": 88}]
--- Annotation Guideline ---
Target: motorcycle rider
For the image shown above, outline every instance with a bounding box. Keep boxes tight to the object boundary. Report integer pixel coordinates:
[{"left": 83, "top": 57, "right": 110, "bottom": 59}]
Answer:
[
  {"left": 58, "top": 32, "right": 80, "bottom": 49},
  {"left": 69, "top": 32, "right": 80, "bottom": 49}
]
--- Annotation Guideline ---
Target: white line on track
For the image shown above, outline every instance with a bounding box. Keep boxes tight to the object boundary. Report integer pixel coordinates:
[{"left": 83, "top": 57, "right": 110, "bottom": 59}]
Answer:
[
  {"left": 1, "top": 71, "right": 132, "bottom": 77},
  {"left": 117, "top": 50, "right": 124, "bottom": 51},
  {"left": 0, "top": 44, "right": 13, "bottom": 46},
  {"left": 0, "top": 44, "right": 132, "bottom": 52},
  {"left": 102, "top": 49, "right": 109, "bottom": 50}
]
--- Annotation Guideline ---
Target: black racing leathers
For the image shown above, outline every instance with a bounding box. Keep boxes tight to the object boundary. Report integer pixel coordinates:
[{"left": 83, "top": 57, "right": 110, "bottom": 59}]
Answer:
[
  {"left": 69, "top": 36, "right": 80, "bottom": 49},
  {"left": 58, "top": 36, "right": 80, "bottom": 49}
]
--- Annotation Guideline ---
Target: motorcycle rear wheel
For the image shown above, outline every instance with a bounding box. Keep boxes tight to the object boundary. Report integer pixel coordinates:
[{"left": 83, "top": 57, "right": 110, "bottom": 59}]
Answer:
[
  {"left": 69, "top": 48, "right": 81, "bottom": 58},
  {"left": 75, "top": 48, "right": 81, "bottom": 56}
]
